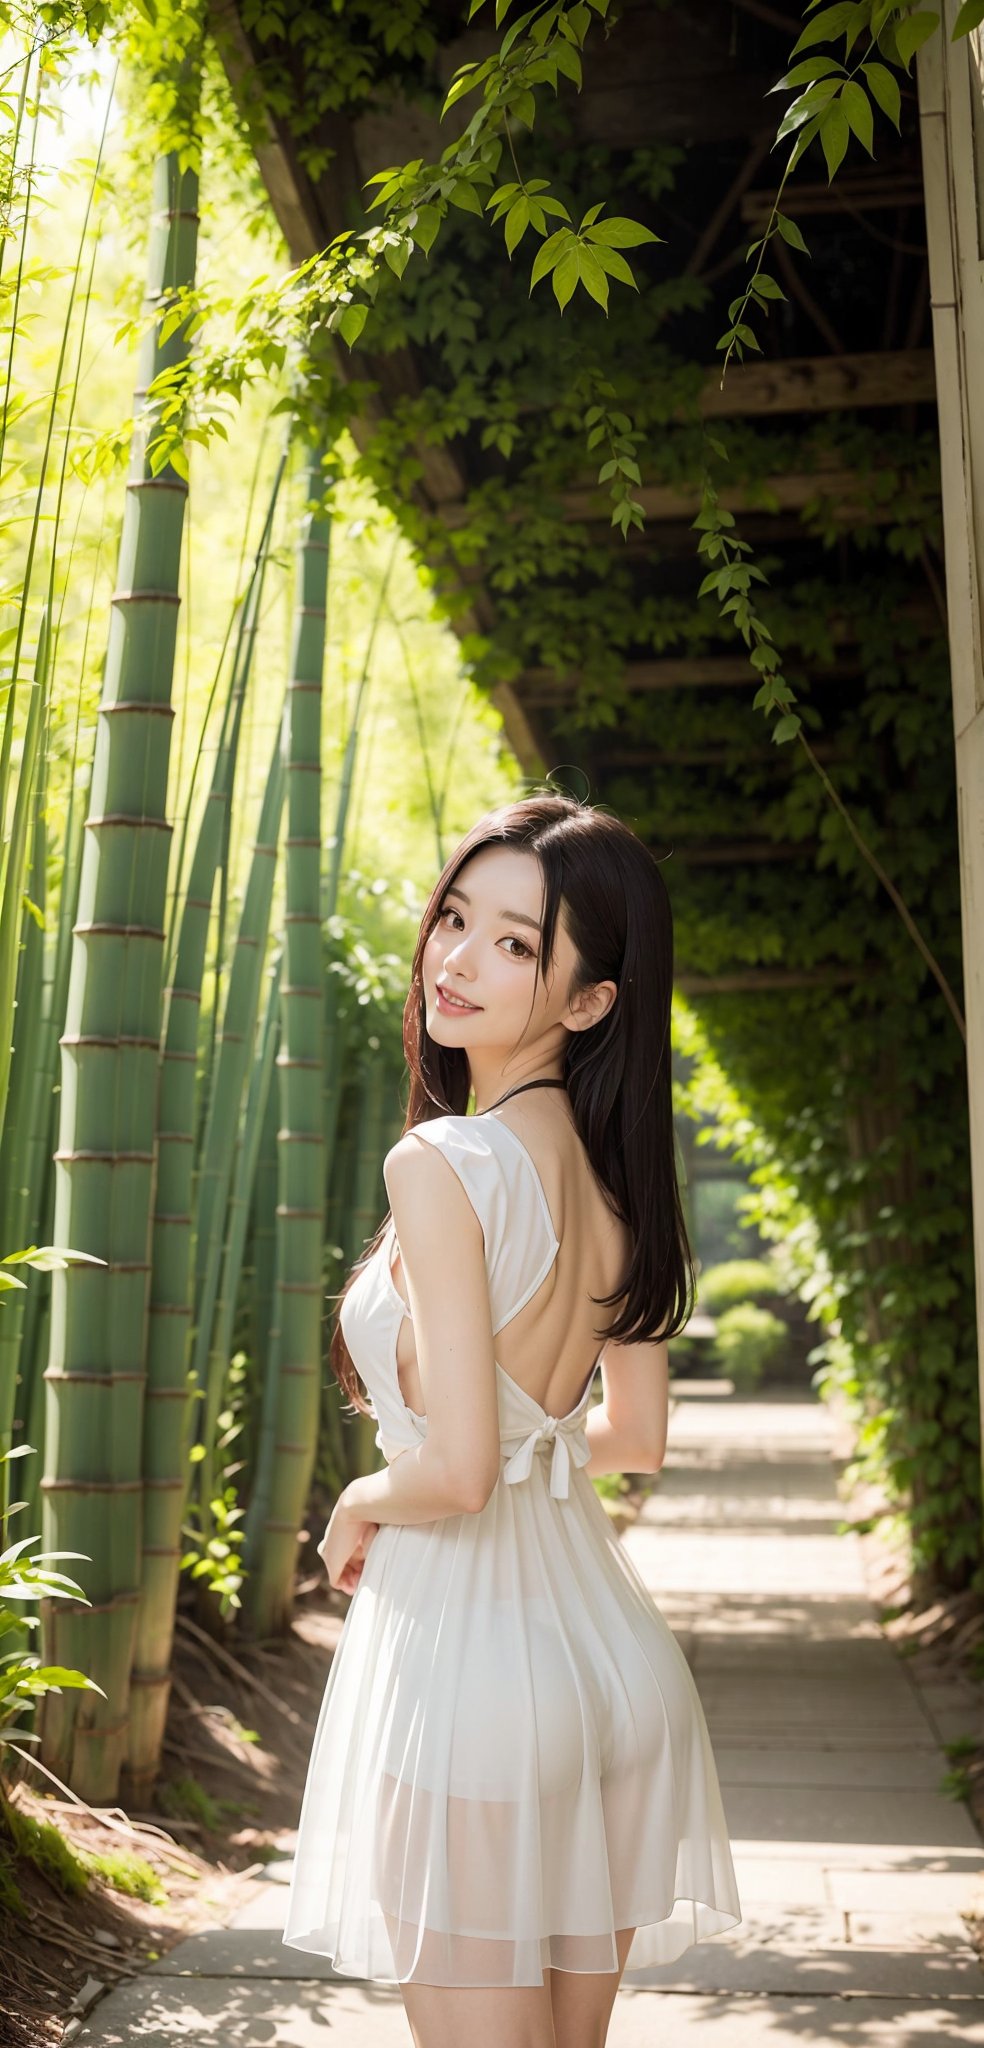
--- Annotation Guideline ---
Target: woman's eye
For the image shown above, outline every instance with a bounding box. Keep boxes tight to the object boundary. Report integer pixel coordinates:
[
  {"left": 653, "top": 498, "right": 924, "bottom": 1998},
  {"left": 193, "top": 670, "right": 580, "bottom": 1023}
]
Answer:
[{"left": 436, "top": 907, "right": 532, "bottom": 960}]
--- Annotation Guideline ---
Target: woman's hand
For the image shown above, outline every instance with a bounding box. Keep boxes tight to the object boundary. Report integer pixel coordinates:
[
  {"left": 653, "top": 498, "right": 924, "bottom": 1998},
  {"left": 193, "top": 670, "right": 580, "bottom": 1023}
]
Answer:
[{"left": 317, "top": 1488, "right": 380, "bottom": 1595}]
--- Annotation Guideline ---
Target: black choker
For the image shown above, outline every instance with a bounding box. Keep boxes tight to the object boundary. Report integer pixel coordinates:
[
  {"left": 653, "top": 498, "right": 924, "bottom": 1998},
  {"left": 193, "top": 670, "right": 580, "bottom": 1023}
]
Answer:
[{"left": 478, "top": 1076, "right": 568, "bottom": 1116}]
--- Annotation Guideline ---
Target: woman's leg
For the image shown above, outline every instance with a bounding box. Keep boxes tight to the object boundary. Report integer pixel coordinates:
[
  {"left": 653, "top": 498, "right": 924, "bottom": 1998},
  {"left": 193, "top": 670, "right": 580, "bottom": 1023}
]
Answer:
[
  {"left": 397, "top": 1978, "right": 556, "bottom": 2048},
  {"left": 547, "top": 1925, "right": 637, "bottom": 2048}
]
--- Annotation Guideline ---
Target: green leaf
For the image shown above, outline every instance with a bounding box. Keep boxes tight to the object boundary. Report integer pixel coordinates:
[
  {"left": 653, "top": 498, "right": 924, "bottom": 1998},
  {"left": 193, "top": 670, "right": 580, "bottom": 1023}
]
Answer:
[
  {"left": 750, "top": 273, "right": 785, "bottom": 300},
  {"left": 529, "top": 228, "right": 568, "bottom": 290},
  {"left": 337, "top": 303, "right": 368, "bottom": 347},
  {"left": 500, "top": 6, "right": 538, "bottom": 56},
  {"left": 411, "top": 204, "right": 442, "bottom": 255},
  {"left": 505, "top": 197, "right": 530, "bottom": 255},
  {"left": 840, "top": 79, "right": 874, "bottom": 154},
  {"left": 552, "top": 247, "right": 580, "bottom": 311},
  {"left": 383, "top": 238, "right": 411, "bottom": 276},
  {"left": 790, "top": 3, "right": 860, "bottom": 56},
  {"left": 772, "top": 713, "right": 802, "bottom": 743},
  {"left": 787, "top": 110, "right": 825, "bottom": 174},
  {"left": 584, "top": 215, "right": 659, "bottom": 248},
  {"left": 775, "top": 211, "right": 810, "bottom": 254},
  {"left": 577, "top": 244, "right": 610, "bottom": 310},
  {"left": 819, "top": 99, "right": 850, "bottom": 180},
  {"left": 895, "top": 9, "right": 939, "bottom": 67},
  {"left": 442, "top": 67, "right": 482, "bottom": 117},
  {"left": 776, "top": 77, "right": 842, "bottom": 141},
  {"left": 953, "top": 0, "right": 984, "bottom": 32},
  {"left": 554, "top": 39, "right": 582, "bottom": 85},
  {"left": 767, "top": 56, "right": 846, "bottom": 93},
  {"left": 23, "top": 1665, "right": 104, "bottom": 1694},
  {"left": 860, "top": 61, "right": 901, "bottom": 128},
  {"left": 591, "top": 246, "right": 637, "bottom": 289},
  {"left": 448, "top": 179, "right": 484, "bottom": 216},
  {"left": 512, "top": 87, "right": 537, "bottom": 128}
]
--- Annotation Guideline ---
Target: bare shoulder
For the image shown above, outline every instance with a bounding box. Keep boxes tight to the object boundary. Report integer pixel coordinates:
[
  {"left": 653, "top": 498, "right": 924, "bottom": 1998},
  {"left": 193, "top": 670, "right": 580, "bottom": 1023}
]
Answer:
[{"left": 382, "top": 1122, "right": 481, "bottom": 1234}]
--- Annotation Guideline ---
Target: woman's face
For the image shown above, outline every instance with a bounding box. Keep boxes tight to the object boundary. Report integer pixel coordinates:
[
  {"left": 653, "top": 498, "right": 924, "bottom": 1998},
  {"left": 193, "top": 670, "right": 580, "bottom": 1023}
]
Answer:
[{"left": 421, "top": 843, "right": 592, "bottom": 1059}]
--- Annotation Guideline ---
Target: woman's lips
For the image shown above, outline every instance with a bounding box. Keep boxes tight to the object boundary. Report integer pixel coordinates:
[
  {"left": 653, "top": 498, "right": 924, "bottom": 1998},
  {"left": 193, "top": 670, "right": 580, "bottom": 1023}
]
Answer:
[{"left": 435, "top": 985, "right": 481, "bottom": 1015}]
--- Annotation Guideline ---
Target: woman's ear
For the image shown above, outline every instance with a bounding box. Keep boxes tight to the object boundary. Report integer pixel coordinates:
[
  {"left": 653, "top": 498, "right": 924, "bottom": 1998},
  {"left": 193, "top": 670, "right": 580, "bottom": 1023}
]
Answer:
[{"left": 568, "top": 979, "right": 617, "bottom": 1032}]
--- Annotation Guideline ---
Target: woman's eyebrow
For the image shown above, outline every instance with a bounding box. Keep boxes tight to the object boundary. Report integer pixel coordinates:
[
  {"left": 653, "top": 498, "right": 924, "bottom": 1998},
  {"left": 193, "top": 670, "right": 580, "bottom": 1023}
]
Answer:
[{"left": 444, "top": 884, "right": 542, "bottom": 933}]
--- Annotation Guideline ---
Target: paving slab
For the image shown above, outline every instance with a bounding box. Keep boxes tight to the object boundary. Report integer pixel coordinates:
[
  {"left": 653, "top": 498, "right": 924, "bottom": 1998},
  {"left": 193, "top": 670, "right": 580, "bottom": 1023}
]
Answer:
[
  {"left": 74, "top": 1976, "right": 410, "bottom": 2046},
  {"left": 609, "top": 1995, "right": 984, "bottom": 2046},
  {"left": 78, "top": 1386, "right": 984, "bottom": 2046},
  {"left": 713, "top": 1746, "right": 944, "bottom": 1789}
]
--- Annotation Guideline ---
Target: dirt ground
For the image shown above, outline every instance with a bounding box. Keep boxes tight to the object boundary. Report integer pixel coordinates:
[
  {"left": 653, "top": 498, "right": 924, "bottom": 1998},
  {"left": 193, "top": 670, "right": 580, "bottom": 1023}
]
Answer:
[{"left": 0, "top": 1553, "right": 348, "bottom": 2048}]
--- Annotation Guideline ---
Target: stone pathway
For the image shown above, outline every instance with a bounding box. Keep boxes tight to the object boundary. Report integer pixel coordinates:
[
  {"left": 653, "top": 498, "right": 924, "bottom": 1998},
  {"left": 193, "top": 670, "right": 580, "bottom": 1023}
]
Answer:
[{"left": 76, "top": 1383, "right": 984, "bottom": 2045}]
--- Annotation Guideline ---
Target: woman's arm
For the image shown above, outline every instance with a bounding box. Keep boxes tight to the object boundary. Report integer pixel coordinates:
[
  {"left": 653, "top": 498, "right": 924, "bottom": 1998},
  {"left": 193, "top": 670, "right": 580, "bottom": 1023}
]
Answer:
[
  {"left": 586, "top": 1333, "right": 669, "bottom": 1476},
  {"left": 342, "top": 1133, "right": 502, "bottom": 1526}
]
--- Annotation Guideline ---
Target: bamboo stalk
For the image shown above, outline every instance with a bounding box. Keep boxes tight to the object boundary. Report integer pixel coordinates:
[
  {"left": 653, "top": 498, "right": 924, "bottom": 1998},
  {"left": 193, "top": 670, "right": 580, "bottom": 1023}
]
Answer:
[
  {"left": 243, "top": 442, "right": 329, "bottom": 1632},
  {"left": 40, "top": 106, "right": 203, "bottom": 1803},
  {"left": 127, "top": 447, "right": 288, "bottom": 1794}
]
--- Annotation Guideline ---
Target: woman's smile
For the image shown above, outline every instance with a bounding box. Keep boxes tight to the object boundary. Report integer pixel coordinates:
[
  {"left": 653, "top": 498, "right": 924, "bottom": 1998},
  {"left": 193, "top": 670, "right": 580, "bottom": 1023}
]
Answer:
[{"left": 436, "top": 984, "right": 482, "bottom": 1016}]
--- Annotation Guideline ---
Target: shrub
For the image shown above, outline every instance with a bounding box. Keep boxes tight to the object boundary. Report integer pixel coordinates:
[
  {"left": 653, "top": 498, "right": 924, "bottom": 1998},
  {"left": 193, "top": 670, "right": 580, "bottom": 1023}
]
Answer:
[
  {"left": 697, "top": 1259, "right": 783, "bottom": 1313},
  {"left": 713, "top": 1302, "right": 787, "bottom": 1390}
]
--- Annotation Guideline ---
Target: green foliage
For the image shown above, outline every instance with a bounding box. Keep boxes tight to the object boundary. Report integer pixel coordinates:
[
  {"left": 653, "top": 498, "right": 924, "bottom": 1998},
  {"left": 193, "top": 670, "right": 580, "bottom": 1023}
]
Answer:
[
  {"left": 0, "top": 1789, "right": 166, "bottom": 1905},
  {"left": 157, "top": 1773, "right": 243, "bottom": 1829},
  {"left": 591, "top": 1471, "right": 630, "bottom": 1501},
  {"left": 82, "top": 1846, "right": 167, "bottom": 1903},
  {"left": 0, "top": 1444, "right": 101, "bottom": 1757},
  {"left": 0, "top": 1789, "right": 90, "bottom": 1898},
  {"left": 697, "top": 1260, "right": 784, "bottom": 1314},
  {"left": 713, "top": 1302, "right": 788, "bottom": 1391},
  {"left": 180, "top": 1475, "right": 246, "bottom": 1618}
]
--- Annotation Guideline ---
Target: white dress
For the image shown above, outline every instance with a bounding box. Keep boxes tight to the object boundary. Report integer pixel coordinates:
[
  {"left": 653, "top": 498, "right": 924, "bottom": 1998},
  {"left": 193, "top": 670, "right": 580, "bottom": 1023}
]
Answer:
[{"left": 282, "top": 1111, "right": 742, "bottom": 1988}]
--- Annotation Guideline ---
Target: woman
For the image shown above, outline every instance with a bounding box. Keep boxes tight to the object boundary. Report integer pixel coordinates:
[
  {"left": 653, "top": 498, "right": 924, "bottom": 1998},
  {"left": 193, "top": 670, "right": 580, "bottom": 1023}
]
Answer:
[{"left": 283, "top": 792, "right": 742, "bottom": 2047}]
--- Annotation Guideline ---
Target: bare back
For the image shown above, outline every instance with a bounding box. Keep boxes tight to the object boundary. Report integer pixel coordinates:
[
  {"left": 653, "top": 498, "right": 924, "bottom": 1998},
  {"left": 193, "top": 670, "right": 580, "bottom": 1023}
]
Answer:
[{"left": 389, "top": 1100, "right": 631, "bottom": 1421}]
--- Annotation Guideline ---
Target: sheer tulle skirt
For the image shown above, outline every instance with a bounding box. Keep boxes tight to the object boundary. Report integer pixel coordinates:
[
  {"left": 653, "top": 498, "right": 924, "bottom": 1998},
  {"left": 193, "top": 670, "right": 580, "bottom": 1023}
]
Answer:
[{"left": 282, "top": 1465, "right": 742, "bottom": 1987}]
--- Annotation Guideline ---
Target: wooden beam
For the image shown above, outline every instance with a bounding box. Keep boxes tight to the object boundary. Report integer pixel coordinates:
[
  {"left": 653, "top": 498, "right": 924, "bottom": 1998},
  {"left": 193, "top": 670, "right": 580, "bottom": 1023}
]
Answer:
[
  {"left": 742, "top": 172, "right": 926, "bottom": 222},
  {"left": 439, "top": 448, "right": 939, "bottom": 532},
  {"left": 698, "top": 349, "right": 936, "bottom": 416},
  {"left": 557, "top": 467, "right": 929, "bottom": 527}
]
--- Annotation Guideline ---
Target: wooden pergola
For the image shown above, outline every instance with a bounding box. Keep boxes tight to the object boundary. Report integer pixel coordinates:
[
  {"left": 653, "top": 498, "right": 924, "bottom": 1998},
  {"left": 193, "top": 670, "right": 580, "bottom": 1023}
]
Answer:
[
  {"left": 210, "top": 0, "right": 942, "bottom": 802},
  {"left": 211, "top": 0, "right": 984, "bottom": 1469}
]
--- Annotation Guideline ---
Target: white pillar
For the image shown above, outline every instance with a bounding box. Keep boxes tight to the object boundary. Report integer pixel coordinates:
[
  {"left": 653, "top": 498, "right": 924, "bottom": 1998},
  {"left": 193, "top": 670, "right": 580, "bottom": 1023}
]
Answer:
[{"left": 917, "top": 8, "right": 984, "bottom": 1520}]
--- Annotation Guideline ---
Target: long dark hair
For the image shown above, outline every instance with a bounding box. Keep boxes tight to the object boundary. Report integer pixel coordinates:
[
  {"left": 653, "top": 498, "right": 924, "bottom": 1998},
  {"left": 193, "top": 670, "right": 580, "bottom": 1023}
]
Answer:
[{"left": 328, "top": 791, "right": 696, "bottom": 1415}]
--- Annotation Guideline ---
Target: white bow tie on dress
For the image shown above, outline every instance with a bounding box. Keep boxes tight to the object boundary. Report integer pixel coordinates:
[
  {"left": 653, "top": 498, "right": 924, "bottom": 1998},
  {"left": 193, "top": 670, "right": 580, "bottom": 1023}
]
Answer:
[{"left": 501, "top": 1413, "right": 593, "bottom": 1499}]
